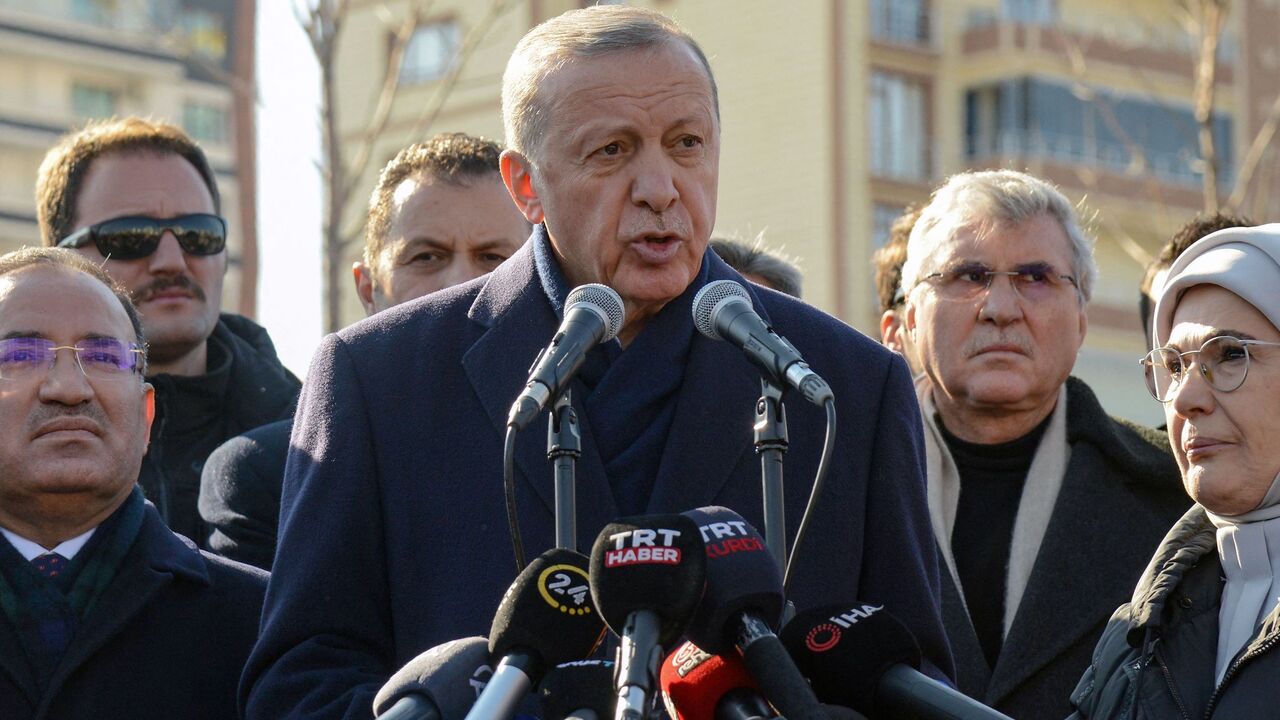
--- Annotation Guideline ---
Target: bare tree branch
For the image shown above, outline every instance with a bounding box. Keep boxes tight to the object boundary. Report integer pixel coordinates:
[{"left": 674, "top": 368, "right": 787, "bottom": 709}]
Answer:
[
  {"left": 1192, "top": 0, "right": 1224, "bottom": 212},
  {"left": 1226, "top": 94, "right": 1280, "bottom": 213}
]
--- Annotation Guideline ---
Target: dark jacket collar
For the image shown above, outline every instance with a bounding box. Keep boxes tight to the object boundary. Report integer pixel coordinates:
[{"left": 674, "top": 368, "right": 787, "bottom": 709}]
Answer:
[
  {"left": 1065, "top": 375, "right": 1180, "bottom": 489},
  {"left": 147, "top": 313, "right": 301, "bottom": 435}
]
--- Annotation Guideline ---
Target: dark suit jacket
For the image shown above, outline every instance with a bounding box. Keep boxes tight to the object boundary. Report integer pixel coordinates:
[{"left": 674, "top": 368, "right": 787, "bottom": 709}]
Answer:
[
  {"left": 241, "top": 239, "right": 951, "bottom": 719},
  {"left": 0, "top": 503, "right": 268, "bottom": 720},
  {"left": 942, "top": 377, "right": 1189, "bottom": 719}
]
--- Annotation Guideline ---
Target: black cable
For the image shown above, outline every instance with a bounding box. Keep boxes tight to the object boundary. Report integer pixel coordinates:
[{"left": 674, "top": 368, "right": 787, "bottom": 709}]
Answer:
[
  {"left": 503, "top": 424, "right": 527, "bottom": 573},
  {"left": 783, "top": 397, "right": 836, "bottom": 595}
]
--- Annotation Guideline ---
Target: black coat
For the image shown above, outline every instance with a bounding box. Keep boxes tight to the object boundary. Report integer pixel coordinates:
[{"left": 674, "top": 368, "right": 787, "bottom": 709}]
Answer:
[
  {"left": 199, "top": 418, "right": 292, "bottom": 570},
  {"left": 1069, "top": 506, "right": 1280, "bottom": 719},
  {"left": 140, "top": 313, "right": 300, "bottom": 544},
  {"left": 240, "top": 232, "right": 952, "bottom": 719},
  {"left": 943, "top": 377, "right": 1189, "bottom": 719},
  {"left": 0, "top": 503, "right": 268, "bottom": 720}
]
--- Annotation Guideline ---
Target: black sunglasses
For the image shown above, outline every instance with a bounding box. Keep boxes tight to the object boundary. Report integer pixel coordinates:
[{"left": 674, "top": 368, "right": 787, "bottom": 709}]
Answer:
[{"left": 58, "top": 214, "right": 227, "bottom": 260}]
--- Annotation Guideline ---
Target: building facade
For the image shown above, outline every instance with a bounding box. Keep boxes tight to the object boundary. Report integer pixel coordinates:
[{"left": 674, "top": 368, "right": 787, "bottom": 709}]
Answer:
[
  {"left": 330, "top": 0, "right": 1279, "bottom": 423},
  {"left": 0, "top": 0, "right": 258, "bottom": 315}
]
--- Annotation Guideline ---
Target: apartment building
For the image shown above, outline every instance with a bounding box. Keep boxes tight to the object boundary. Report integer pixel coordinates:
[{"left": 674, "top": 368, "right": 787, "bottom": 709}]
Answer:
[
  {"left": 0, "top": 0, "right": 258, "bottom": 314},
  {"left": 330, "top": 0, "right": 1279, "bottom": 422}
]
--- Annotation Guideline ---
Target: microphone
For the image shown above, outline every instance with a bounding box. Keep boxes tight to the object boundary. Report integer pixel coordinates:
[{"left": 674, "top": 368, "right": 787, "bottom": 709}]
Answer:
[
  {"left": 680, "top": 507, "right": 825, "bottom": 720},
  {"left": 464, "top": 548, "right": 607, "bottom": 720},
  {"left": 659, "top": 641, "right": 776, "bottom": 720},
  {"left": 589, "top": 515, "right": 707, "bottom": 720},
  {"left": 692, "top": 280, "right": 832, "bottom": 406},
  {"left": 538, "top": 659, "right": 616, "bottom": 720},
  {"left": 373, "top": 637, "right": 492, "bottom": 720},
  {"left": 508, "top": 283, "right": 625, "bottom": 430},
  {"left": 780, "top": 603, "right": 1013, "bottom": 720}
]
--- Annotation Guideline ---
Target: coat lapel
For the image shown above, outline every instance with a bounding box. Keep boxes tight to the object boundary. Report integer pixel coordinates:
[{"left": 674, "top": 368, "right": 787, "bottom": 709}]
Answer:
[
  {"left": 36, "top": 512, "right": 209, "bottom": 716},
  {"left": 462, "top": 243, "right": 617, "bottom": 549},
  {"left": 986, "top": 443, "right": 1170, "bottom": 703},
  {"left": 0, "top": 615, "right": 39, "bottom": 709}
]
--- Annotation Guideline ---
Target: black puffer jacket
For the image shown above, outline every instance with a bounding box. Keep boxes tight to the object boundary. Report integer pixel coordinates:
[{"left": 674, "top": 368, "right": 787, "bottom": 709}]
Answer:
[
  {"left": 1069, "top": 506, "right": 1280, "bottom": 719},
  {"left": 138, "top": 313, "right": 301, "bottom": 545}
]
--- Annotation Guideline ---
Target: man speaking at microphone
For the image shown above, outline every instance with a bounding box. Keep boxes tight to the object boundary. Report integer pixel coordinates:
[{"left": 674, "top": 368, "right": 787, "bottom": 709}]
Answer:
[{"left": 242, "top": 6, "right": 951, "bottom": 718}]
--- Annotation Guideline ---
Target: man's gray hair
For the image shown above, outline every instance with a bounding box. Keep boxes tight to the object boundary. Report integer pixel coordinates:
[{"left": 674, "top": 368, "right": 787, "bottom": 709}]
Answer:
[
  {"left": 501, "top": 5, "right": 719, "bottom": 164},
  {"left": 901, "top": 170, "right": 1097, "bottom": 303}
]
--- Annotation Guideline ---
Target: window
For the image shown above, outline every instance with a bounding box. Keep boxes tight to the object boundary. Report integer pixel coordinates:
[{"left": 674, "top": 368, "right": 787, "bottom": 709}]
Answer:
[
  {"left": 184, "top": 102, "right": 228, "bottom": 144},
  {"left": 964, "top": 77, "right": 1234, "bottom": 186},
  {"left": 870, "top": 0, "right": 930, "bottom": 46},
  {"left": 1002, "top": 0, "right": 1056, "bottom": 24},
  {"left": 399, "top": 21, "right": 461, "bottom": 85},
  {"left": 71, "top": 83, "right": 116, "bottom": 119},
  {"left": 181, "top": 7, "right": 228, "bottom": 62},
  {"left": 870, "top": 71, "right": 929, "bottom": 182}
]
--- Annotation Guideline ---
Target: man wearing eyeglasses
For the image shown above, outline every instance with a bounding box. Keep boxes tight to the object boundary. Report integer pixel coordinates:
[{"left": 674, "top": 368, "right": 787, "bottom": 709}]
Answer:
[
  {"left": 34, "top": 117, "right": 301, "bottom": 546},
  {"left": 0, "top": 247, "right": 266, "bottom": 719},
  {"left": 896, "top": 169, "right": 1189, "bottom": 718}
]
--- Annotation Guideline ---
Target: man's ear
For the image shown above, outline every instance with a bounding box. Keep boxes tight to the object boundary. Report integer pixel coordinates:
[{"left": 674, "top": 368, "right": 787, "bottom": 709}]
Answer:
[
  {"left": 879, "top": 309, "right": 904, "bottom": 353},
  {"left": 352, "top": 261, "right": 377, "bottom": 316},
  {"left": 500, "top": 150, "right": 545, "bottom": 225}
]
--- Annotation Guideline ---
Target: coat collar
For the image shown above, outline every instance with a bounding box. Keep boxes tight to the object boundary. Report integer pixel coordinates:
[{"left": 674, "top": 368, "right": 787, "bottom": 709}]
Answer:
[
  {"left": 932, "top": 377, "right": 1186, "bottom": 705},
  {"left": 0, "top": 504, "right": 209, "bottom": 713},
  {"left": 462, "top": 233, "right": 759, "bottom": 547}
]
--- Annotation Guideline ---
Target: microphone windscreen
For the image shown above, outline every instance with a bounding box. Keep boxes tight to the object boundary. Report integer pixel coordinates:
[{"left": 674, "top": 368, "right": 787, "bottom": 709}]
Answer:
[
  {"left": 659, "top": 641, "right": 763, "bottom": 720},
  {"left": 372, "top": 636, "right": 491, "bottom": 717},
  {"left": 489, "top": 548, "right": 606, "bottom": 668},
  {"left": 566, "top": 283, "right": 625, "bottom": 342},
  {"left": 681, "top": 507, "right": 784, "bottom": 654},
  {"left": 779, "top": 602, "right": 921, "bottom": 715},
  {"left": 692, "top": 280, "right": 751, "bottom": 340},
  {"left": 538, "top": 659, "right": 616, "bottom": 720},
  {"left": 589, "top": 514, "right": 706, "bottom": 645}
]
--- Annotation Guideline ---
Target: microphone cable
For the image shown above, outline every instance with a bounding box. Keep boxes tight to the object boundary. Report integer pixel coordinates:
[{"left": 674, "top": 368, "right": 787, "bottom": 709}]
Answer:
[
  {"left": 783, "top": 396, "right": 836, "bottom": 596},
  {"left": 504, "top": 424, "right": 526, "bottom": 572}
]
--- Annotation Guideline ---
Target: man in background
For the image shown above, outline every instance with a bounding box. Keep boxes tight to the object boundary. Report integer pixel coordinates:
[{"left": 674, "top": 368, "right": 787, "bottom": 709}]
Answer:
[
  {"left": 1138, "top": 212, "right": 1252, "bottom": 348},
  {"left": 0, "top": 247, "right": 264, "bottom": 719},
  {"left": 872, "top": 203, "right": 922, "bottom": 373},
  {"left": 36, "top": 118, "right": 300, "bottom": 545},
  {"left": 709, "top": 235, "right": 803, "bottom": 298},
  {"left": 901, "top": 170, "right": 1186, "bottom": 718},
  {"left": 199, "top": 132, "right": 531, "bottom": 569}
]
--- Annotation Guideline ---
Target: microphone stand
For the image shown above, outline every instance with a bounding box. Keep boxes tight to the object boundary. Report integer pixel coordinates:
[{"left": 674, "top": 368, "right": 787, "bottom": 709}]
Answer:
[
  {"left": 548, "top": 389, "right": 582, "bottom": 551},
  {"left": 753, "top": 379, "right": 788, "bottom": 571}
]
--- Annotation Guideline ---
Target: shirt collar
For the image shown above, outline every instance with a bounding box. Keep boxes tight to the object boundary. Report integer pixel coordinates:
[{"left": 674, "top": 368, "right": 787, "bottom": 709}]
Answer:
[{"left": 0, "top": 525, "right": 96, "bottom": 562}]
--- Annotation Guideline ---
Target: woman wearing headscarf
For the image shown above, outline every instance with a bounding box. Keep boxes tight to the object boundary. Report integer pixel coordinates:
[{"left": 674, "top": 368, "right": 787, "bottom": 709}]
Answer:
[{"left": 1069, "top": 224, "right": 1280, "bottom": 719}]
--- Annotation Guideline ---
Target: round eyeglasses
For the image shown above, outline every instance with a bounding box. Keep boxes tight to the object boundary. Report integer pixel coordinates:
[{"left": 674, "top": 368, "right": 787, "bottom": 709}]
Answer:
[{"left": 1139, "top": 335, "right": 1280, "bottom": 403}]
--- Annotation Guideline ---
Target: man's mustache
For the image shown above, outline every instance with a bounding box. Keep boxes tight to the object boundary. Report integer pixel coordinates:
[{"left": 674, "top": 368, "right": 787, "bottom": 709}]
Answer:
[{"left": 132, "top": 276, "right": 206, "bottom": 304}]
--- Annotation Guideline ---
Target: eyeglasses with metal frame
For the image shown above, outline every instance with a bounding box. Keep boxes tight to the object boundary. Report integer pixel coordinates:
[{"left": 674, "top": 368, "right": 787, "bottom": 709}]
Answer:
[
  {"left": 919, "top": 261, "right": 1079, "bottom": 303},
  {"left": 0, "top": 337, "right": 146, "bottom": 383},
  {"left": 1139, "top": 335, "right": 1280, "bottom": 403}
]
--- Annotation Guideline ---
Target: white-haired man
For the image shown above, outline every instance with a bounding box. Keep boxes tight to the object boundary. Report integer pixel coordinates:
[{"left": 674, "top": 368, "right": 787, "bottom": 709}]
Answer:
[
  {"left": 242, "top": 5, "right": 951, "bottom": 718},
  {"left": 901, "top": 169, "right": 1188, "bottom": 718}
]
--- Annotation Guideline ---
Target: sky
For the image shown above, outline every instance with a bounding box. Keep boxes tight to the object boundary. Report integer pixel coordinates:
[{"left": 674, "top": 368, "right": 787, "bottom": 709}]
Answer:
[{"left": 254, "top": 2, "right": 324, "bottom": 378}]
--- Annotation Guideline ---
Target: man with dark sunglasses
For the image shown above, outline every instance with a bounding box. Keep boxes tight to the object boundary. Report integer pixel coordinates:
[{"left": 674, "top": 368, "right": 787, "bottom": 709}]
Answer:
[
  {"left": 35, "top": 117, "right": 301, "bottom": 547},
  {"left": 897, "top": 169, "right": 1188, "bottom": 718},
  {"left": 0, "top": 247, "right": 266, "bottom": 720}
]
